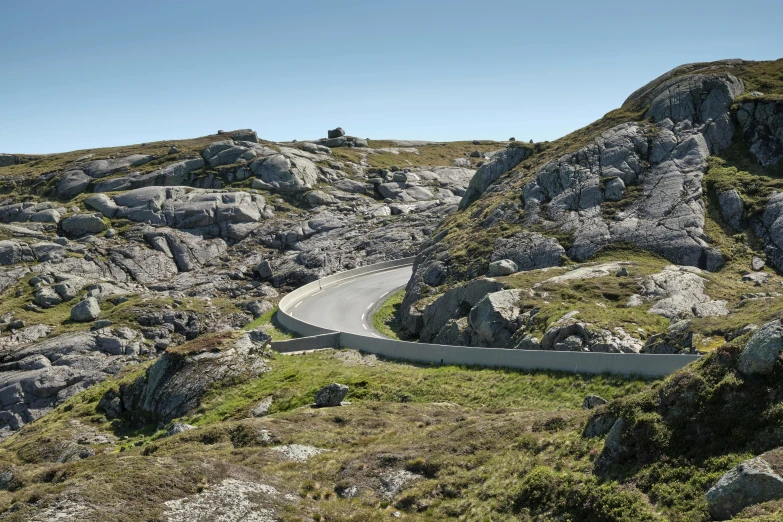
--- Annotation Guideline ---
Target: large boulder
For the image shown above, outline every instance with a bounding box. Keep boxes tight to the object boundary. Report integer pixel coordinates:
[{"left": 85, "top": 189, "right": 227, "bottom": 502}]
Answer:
[
  {"left": 706, "top": 456, "right": 783, "bottom": 520},
  {"left": 738, "top": 320, "right": 783, "bottom": 375},
  {"left": 70, "top": 297, "right": 101, "bottom": 322},
  {"left": 314, "top": 383, "right": 349, "bottom": 407},
  {"left": 57, "top": 170, "right": 92, "bottom": 199},
  {"left": 99, "top": 332, "right": 269, "bottom": 423},
  {"left": 61, "top": 214, "right": 107, "bottom": 237},
  {"left": 328, "top": 127, "right": 345, "bottom": 139},
  {"left": 249, "top": 153, "right": 319, "bottom": 191},
  {"left": 468, "top": 289, "right": 523, "bottom": 347},
  {"left": 231, "top": 129, "right": 258, "bottom": 143},
  {"left": 0, "top": 240, "right": 34, "bottom": 265},
  {"left": 488, "top": 259, "right": 517, "bottom": 276}
]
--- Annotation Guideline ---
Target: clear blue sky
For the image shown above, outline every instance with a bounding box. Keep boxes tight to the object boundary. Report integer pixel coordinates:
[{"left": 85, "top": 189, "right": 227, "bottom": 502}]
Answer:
[{"left": 2, "top": 0, "right": 782, "bottom": 153}]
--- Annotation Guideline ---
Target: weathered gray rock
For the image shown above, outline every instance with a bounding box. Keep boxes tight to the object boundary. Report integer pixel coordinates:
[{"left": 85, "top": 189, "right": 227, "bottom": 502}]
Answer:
[
  {"left": 70, "top": 297, "right": 101, "bottom": 322},
  {"left": 488, "top": 259, "right": 517, "bottom": 276},
  {"left": 738, "top": 320, "right": 783, "bottom": 375},
  {"left": 583, "top": 413, "right": 617, "bottom": 438},
  {"left": 643, "top": 266, "right": 729, "bottom": 319},
  {"left": 603, "top": 177, "right": 625, "bottom": 201},
  {"left": 57, "top": 170, "right": 92, "bottom": 199},
  {"left": 304, "top": 190, "right": 338, "bottom": 206},
  {"left": 249, "top": 152, "right": 319, "bottom": 191},
  {"left": 718, "top": 189, "right": 744, "bottom": 231},
  {"left": 0, "top": 329, "right": 144, "bottom": 437},
  {"left": 328, "top": 127, "right": 345, "bottom": 139},
  {"left": 468, "top": 289, "right": 522, "bottom": 347},
  {"left": 29, "top": 209, "right": 60, "bottom": 224},
  {"left": 77, "top": 154, "right": 153, "bottom": 179},
  {"left": 706, "top": 456, "right": 783, "bottom": 520},
  {"left": 490, "top": 232, "right": 564, "bottom": 272},
  {"left": 419, "top": 278, "right": 506, "bottom": 342},
  {"left": 314, "top": 383, "right": 349, "bottom": 407},
  {"left": 201, "top": 140, "right": 263, "bottom": 168},
  {"left": 0, "top": 240, "right": 34, "bottom": 265},
  {"left": 61, "top": 214, "right": 107, "bottom": 237},
  {"left": 582, "top": 395, "right": 608, "bottom": 409},
  {"left": 231, "top": 129, "right": 258, "bottom": 143},
  {"left": 254, "top": 260, "right": 273, "bottom": 279},
  {"left": 460, "top": 145, "right": 532, "bottom": 208},
  {"left": 33, "top": 286, "right": 62, "bottom": 308},
  {"left": 100, "top": 332, "right": 269, "bottom": 423},
  {"left": 752, "top": 256, "right": 766, "bottom": 271},
  {"left": 248, "top": 396, "right": 273, "bottom": 418}
]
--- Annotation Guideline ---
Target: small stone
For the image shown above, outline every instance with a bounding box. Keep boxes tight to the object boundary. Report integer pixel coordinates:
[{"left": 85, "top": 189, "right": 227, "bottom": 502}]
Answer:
[
  {"left": 616, "top": 267, "right": 629, "bottom": 277},
  {"left": 254, "top": 260, "right": 273, "bottom": 279},
  {"left": 105, "top": 228, "right": 116, "bottom": 238},
  {"left": 168, "top": 146, "right": 178, "bottom": 154},
  {"left": 314, "top": 383, "right": 349, "bottom": 407},
  {"left": 472, "top": 140, "right": 480, "bottom": 145},
  {"left": 469, "top": 150, "right": 482, "bottom": 158},
  {"left": 70, "top": 297, "right": 101, "bottom": 322},
  {"left": 752, "top": 256, "right": 765, "bottom": 271},
  {"left": 509, "top": 137, "right": 516, "bottom": 142}
]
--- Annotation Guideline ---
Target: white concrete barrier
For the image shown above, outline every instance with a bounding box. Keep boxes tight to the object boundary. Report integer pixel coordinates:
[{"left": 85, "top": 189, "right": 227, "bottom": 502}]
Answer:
[{"left": 276, "top": 258, "right": 700, "bottom": 377}]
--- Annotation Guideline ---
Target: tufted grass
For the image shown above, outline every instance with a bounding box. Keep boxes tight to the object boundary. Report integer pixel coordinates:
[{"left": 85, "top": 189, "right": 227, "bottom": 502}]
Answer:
[{"left": 370, "top": 288, "right": 410, "bottom": 340}]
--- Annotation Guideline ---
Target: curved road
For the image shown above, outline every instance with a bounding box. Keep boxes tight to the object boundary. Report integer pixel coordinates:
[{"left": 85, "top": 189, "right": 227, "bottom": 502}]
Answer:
[{"left": 288, "top": 266, "right": 412, "bottom": 337}]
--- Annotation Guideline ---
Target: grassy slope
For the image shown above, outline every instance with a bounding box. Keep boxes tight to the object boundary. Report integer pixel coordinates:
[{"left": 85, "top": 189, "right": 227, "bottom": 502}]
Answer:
[{"left": 0, "top": 347, "right": 652, "bottom": 521}]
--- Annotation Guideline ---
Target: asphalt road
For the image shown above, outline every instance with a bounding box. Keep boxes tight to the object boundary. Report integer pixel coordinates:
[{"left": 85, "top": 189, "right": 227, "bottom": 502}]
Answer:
[{"left": 288, "top": 266, "right": 412, "bottom": 337}]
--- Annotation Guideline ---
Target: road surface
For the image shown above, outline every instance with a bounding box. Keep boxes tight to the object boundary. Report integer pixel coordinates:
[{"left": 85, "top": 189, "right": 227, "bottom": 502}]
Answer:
[{"left": 288, "top": 266, "right": 412, "bottom": 337}]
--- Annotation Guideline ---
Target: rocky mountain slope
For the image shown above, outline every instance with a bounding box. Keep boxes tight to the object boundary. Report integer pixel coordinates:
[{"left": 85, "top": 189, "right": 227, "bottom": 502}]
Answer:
[
  {"left": 0, "top": 129, "right": 500, "bottom": 436},
  {"left": 1, "top": 59, "right": 783, "bottom": 521},
  {"left": 398, "top": 58, "right": 783, "bottom": 358}
]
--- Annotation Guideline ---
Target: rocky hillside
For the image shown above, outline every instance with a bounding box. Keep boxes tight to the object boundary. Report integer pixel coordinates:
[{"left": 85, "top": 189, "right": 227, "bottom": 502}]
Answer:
[
  {"left": 2, "top": 58, "right": 783, "bottom": 521},
  {"left": 0, "top": 127, "right": 505, "bottom": 437},
  {"left": 399, "top": 59, "right": 783, "bottom": 357}
]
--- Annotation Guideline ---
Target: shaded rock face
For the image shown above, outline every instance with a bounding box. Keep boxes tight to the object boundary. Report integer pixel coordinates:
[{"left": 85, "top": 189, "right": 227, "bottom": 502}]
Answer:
[
  {"left": 706, "top": 456, "right": 783, "bottom": 520},
  {"left": 736, "top": 99, "right": 783, "bottom": 167},
  {"left": 459, "top": 145, "right": 533, "bottom": 208},
  {"left": 754, "top": 192, "right": 783, "bottom": 273},
  {"left": 0, "top": 329, "right": 145, "bottom": 437},
  {"left": 99, "top": 332, "right": 270, "bottom": 424}
]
